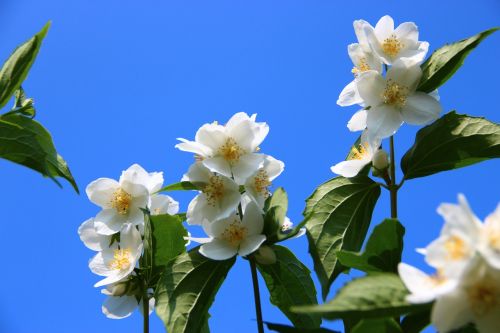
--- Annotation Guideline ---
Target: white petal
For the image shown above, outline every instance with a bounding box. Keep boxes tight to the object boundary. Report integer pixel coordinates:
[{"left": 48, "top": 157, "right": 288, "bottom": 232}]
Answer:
[
  {"left": 347, "top": 109, "right": 367, "bottom": 132},
  {"left": 401, "top": 93, "right": 442, "bottom": 125},
  {"left": 175, "top": 138, "right": 211, "bottom": 157},
  {"left": 331, "top": 159, "right": 370, "bottom": 178},
  {"left": 86, "top": 178, "right": 120, "bottom": 208},
  {"left": 147, "top": 171, "right": 164, "bottom": 193},
  {"left": 150, "top": 195, "right": 179, "bottom": 215},
  {"left": 120, "top": 223, "right": 143, "bottom": 257},
  {"left": 94, "top": 271, "right": 131, "bottom": 288},
  {"left": 195, "top": 123, "right": 227, "bottom": 152},
  {"left": 226, "top": 118, "right": 258, "bottom": 152},
  {"left": 399, "top": 41, "right": 429, "bottom": 65},
  {"left": 337, "top": 80, "right": 363, "bottom": 107},
  {"left": 186, "top": 236, "right": 213, "bottom": 244},
  {"left": 374, "top": 15, "right": 394, "bottom": 38},
  {"left": 366, "top": 104, "right": 403, "bottom": 139},
  {"left": 120, "top": 181, "right": 149, "bottom": 200},
  {"left": 186, "top": 195, "right": 208, "bottom": 225},
  {"left": 102, "top": 295, "right": 138, "bottom": 319},
  {"left": 119, "top": 164, "right": 149, "bottom": 188},
  {"left": 353, "top": 20, "right": 371, "bottom": 51},
  {"left": 202, "top": 156, "right": 232, "bottom": 179},
  {"left": 89, "top": 252, "right": 113, "bottom": 277},
  {"left": 438, "top": 194, "right": 481, "bottom": 238},
  {"left": 200, "top": 239, "right": 238, "bottom": 260},
  {"left": 242, "top": 201, "right": 264, "bottom": 235},
  {"left": 94, "top": 209, "right": 126, "bottom": 235},
  {"left": 394, "top": 22, "right": 419, "bottom": 46},
  {"left": 183, "top": 162, "right": 213, "bottom": 184},
  {"left": 263, "top": 155, "right": 285, "bottom": 181},
  {"left": 238, "top": 234, "right": 267, "bottom": 257},
  {"left": 386, "top": 59, "right": 422, "bottom": 92},
  {"left": 232, "top": 153, "right": 265, "bottom": 184},
  {"left": 225, "top": 112, "right": 252, "bottom": 130},
  {"left": 431, "top": 290, "right": 473, "bottom": 333},
  {"left": 78, "top": 218, "right": 109, "bottom": 251},
  {"left": 356, "top": 71, "right": 385, "bottom": 106}
]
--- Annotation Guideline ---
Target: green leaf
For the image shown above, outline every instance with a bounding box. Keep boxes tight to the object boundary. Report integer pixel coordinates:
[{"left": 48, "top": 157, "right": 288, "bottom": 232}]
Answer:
[
  {"left": 157, "top": 181, "right": 198, "bottom": 192},
  {"left": 0, "top": 22, "right": 50, "bottom": 109},
  {"left": 150, "top": 213, "right": 188, "bottom": 272},
  {"left": 418, "top": 27, "right": 498, "bottom": 93},
  {"left": 450, "top": 324, "right": 479, "bottom": 333},
  {"left": 292, "top": 273, "right": 430, "bottom": 320},
  {"left": 337, "top": 219, "right": 405, "bottom": 273},
  {"left": 352, "top": 318, "right": 402, "bottom": 333},
  {"left": 263, "top": 188, "right": 303, "bottom": 243},
  {"left": 256, "top": 245, "right": 321, "bottom": 329},
  {"left": 0, "top": 114, "right": 78, "bottom": 192},
  {"left": 401, "top": 308, "right": 431, "bottom": 333},
  {"left": 140, "top": 212, "right": 153, "bottom": 281},
  {"left": 265, "top": 322, "right": 338, "bottom": 333},
  {"left": 401, "top": 112, "right": 500, "bottom": 180},
  {"left": 155, "top": 248, "right": 235, "bottom": 333},
  {"left": 304, "top": 176, "right": 381, "bottom": 299}
]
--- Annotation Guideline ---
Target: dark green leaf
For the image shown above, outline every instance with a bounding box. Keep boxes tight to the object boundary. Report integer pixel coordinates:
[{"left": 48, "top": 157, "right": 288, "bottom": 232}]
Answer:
[
  {"left": 263, "top": 187, "right": 303, "bottom": 243},
  {"left": 401, "top": 308, "right": 431, "bottom": 333},
  {"left": 155, "top": 248, "right": 235, "bottom": 333},
  {"left": 304, "top": 176, "right": 381, "bottom": 299},
  {"left": 0, "top": 114, "right": 78, "bottom": 192},
  {"left": 337, "top": 219, "right": 405, "bottom": 273},
  {"left": 292, "top": 273, "right": 430, "bottom": 320},
  {"left": 157, "top": 181, "right": 198, "bottom": 192},
  {"left": 401, "top": 112, "right": 500, "bottom": 180},
  {"left": 450, "top": 324, "right": 479, "bottom": 333},
  {"left": 265, "top": 322, "right": 338, "bottom": 333},
  {"left": 418, "top": 28, "right": 498, "bottom": 93},
  {"left": 0, "top": 22, "right": 50, "bottom": 109},
  {"left": 256, "top": 245, "right": 321, "bottom": 329},
  {"left": 352, "top": 318, "right": 402, "bottom": 333}
]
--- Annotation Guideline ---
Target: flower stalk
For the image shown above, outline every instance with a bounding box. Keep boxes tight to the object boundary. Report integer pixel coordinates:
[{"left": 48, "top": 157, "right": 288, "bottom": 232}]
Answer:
[
  {"left": 249, "top": 258, "right": 264, "bottom": 333},
  {"left": 143, "top": 289, "right": 149, "bottom": 333},
  {"left": 389, "top": 136, "right": 398, "bottom": 219}
]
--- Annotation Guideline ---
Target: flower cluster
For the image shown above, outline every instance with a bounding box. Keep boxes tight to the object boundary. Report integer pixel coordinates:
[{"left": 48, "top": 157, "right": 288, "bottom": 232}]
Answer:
[
  {"left": 78, "top": 164, "right": 179, "bottom": 319},
  {"left": 176, "top": 112, "right": 286, "bottom": 260},
  {"left": 332, "top": 15, "right": 442, "bottom": 177},
  {"left": 399, "top": 195, "right": 500, "bottom": 333}
]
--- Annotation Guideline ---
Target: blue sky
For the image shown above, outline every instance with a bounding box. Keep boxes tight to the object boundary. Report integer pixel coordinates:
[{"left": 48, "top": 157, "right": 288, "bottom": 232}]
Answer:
[{"left": 0, "top": 1, "right": 498, "bottom": 332}]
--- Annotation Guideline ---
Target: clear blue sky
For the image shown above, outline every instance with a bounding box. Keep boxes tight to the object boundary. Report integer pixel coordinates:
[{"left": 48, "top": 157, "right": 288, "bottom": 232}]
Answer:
[{"left": 0, "top": 1, "right": 498, "bottom": 332}]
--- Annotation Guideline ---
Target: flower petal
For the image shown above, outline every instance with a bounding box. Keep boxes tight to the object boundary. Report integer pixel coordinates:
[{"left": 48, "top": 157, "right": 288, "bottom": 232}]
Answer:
[
  {"left": 200, "top": 239, "right": 238, "bottom": 260},
  {"left": 150, "top": 194, "right": 179, "bottom": 215},
  {"left": 175, "top": 138, "right": 212, "bottom": 157},
  {"left": 386, "top": 59, "right": 422, "bottom": 92},
  {"left": 431, "top": 289, "right": 473, "bottom": 333},
  {"left": 242, "top": 201, "right": 264, "bottom": 235},
  {"left": 331, "top": 159, "right": 370, "bottom": 178},
  {"left": 232, "top": 153, "right": 265, "bottom": 184},
  {"left": 394, "top": 22, "right": 419, "bottom": 47},
  {"left": 366, "top": 104, "right": 403, "bottom": 139},
  {"left": 195, "top": 123, "right": 227, "bottom": 152},
  {"left": 86, "top": 178, "right": 120, "bottom": 208},
  {"left": 94, "top": 209, "right": 126, "bottom": 235},
  {"left": 238, "top": 234, "right": 267, "bottom": 257},
  {"left": 356, "top": 71, "right": 385, "bottom": 107},
  {"left": 337, "top": 80, "right": 363, "bottom": 107},
  {"left": 102, "top": 295, "right": 138, "bottom": 319},
  {"left": 202, "top": 156, "right": 232, "bottom": 179},
  {"left": 374, "top": 15, "right": 394, "bottom": 38},
  {"left": 347, "top": 109, "right": 367, "bottom": 132},
  {"left": 78, "top": 218, "right": 109, "bottom": 251},
  {"left": 401, "top": 92, "right": 442, "bottom": 125}
]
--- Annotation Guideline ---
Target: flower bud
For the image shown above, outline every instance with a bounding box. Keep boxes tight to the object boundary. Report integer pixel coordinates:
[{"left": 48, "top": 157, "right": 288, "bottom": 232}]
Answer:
[
  {"left": 108, "top": 282, "right": 128, "bottom": 296},
  {"left": 372, "top": 149, "right": 389, "bottom": 171},
  {"left": 254, "top": 246, "right": 277, "bottom": 265}
]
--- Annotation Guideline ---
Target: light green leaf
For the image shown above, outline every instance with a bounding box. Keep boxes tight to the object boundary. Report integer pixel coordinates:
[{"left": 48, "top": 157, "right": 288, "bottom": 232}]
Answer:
[
  {"left": 304, "top": 176, "right": 381, "bottom": 299},
  {"left": 418, "top": 27, "right": 498, "bottom": 93},
  {"left": 265, "top": 322, "right": 338, "bottom": 333},
  {"left": 401, "top": 112, "right": 500, "bottom": 180},
  {"left": 401, "top": 309, "right": 431, "bottom": 333},
  {"left": 155, "top": 248, "right": 235, "bottom": 333},
  {"left": 0, "top": 22, "right": 50, "bottom": 109},
  {"left": 292, "top": 273, "right": 430, "bottom": 320},
  {"left": 0, "top": 114, "right": 78, "bottom": 192},
  {"left": 337, "top": 219, "right": 405, "bottom": 273},
  {"left": 157, "top": 181, "right": 198, "bottom": 192},
  {"left": 256, "top": 245, "right": 321, "bottom": 329},
  {"left": 352, "top": 318, "right": 402, "bottom": 333}
]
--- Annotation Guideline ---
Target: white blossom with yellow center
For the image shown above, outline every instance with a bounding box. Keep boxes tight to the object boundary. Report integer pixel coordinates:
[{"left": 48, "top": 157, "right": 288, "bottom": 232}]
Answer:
[
  {"left": 175, "top": 112, "right": 268, "bottom": 184},
  {"left": 89, "top": 223, "right": 143, "bottom": 288},
  {"left": 244, "top": 155, "right": 284, "bottom": 208},
  {"left": 355, "top": 59, "right": 442, "bottom": 139},
  {"left": 182, "top": 162, "right": 240, "bottom": 225},
  {"left": 361, "top": 15, "right": 429, "bottom": 65},
  {"left": 330, "top": 131, "right": 384, "bottom": 178},
  {"left": 188, "top": 201, "right": 266, "bottom": 260}
]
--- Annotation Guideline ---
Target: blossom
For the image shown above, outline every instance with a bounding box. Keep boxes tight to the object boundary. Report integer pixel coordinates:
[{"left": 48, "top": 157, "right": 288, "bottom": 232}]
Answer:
[
  {"left": 78, "top": 218, "right": 111, "bottom": 251},
  {"left": 356, "top": 59, "right": 442, "bottom": 138},
  {"left": 150, "top": 194, "right": 179, "bottom": 216},
  {"left": 101, "top": 282, "right": 155, "bottom": 319},
  {"left": 175, "top": 112, "right": 268, "bottom": 184},
  {"left": 244, "top": 155, "right": 284, "bottom": 208},
  {"left": 190, "top": 201, "right": 266, "bottom": 260},
  {"left": 362, "top": 15, "right": 429, "bottom": 65},
  {"left": 183, "top": 162, "right": 240, "bottom": 225},
  {"left": 330, "top": 131, "right": 382, "bottom": 177},
  {"left": 479, "top": 204, "right": 500, "bottom": 270},
  {"left": 86, "top": 165, "right": 150, "bottom": 235},
  {"left": 89, "top": 223, "right": 143, "bottom": 287}
]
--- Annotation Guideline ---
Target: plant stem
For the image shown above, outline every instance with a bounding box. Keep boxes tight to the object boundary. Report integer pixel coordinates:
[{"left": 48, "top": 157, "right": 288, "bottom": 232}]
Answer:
[
  {"left": 250, "top": 259, "right": 264, "bottom": 333},
  {"left": 389, "top": 136, "right": 398, "bottom": 219},
  {"left": 143, "top": 287, "right": 149, "bottom": 333}
]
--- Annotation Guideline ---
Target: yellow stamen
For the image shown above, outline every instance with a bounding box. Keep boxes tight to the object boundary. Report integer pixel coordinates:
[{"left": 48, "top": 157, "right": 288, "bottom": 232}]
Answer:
[
  {"left": 383, "top": 80, "right": 408, "bottom": 108},
  {"left": 109, "top": 249, "right": 131, "bottom": 270},
  {"left": 254, "top": 169, "right": 272, "bottom": 198},
  {"left": 444, "top": 235, "right": 469, "bottom": 260},
  {"left": 351, "top": 142, "right": 369, "bottom": 160},
  {"left": 488, "top": 231, "right": 500, "bottom": 250},
  {"left": 221, "top": 220, "right": 248, "bottom": 247},
  {"left": 351, "top": 58, "right": 371, "bottom": 76},
  {"left": 203, "top": 175, "right": 225, "bottom": 206},
  {"left": 219, "top": 137, "right": 244, "bottom": 164},
  {"left": 382, "top": 34, "right": 404, "bottom": 57},
  {"left": 111, "top": 188, "right": 132, "bottom": 215}
]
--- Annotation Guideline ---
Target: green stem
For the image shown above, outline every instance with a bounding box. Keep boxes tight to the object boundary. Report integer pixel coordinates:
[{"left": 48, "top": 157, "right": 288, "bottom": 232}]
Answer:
[
  {"left": 143, "top": 285, "right": 149, "bottom": 333},
  {"left": 389, "top": 136, "right": 398, "bottom": 219},
  {"left": 250, "top": 259, "right": 264, "bottom": 333}
]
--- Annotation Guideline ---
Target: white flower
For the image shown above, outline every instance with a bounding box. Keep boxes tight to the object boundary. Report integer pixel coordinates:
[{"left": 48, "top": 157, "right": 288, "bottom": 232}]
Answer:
[
  {"left": 78, "top": 218, "right": 111, "bottom": 251},
  {"left": 101, "top": 284, "right": 155, "bottom": 319},
  {"left": 479, "top": 204, "right": 500, "bottom": 270},
  {"left": 190, "top": 201, "right": 267, "bottom": 260},
  {"left": 347, "top": 108, "right": 368, "bottom": 132},
  {"left": 150, "top": 194, "right": 179, "bottom": 216},
  {"left": 362, "top": 15, "right": 429, "bottom": 65},
  {"left": 86, "top": 165, "right": 150, "bottom": 235},
  {"left": 331, "top": 131, "right": 382, "bottom": 177},
  {"left": 175, "top": 112, "right": 268, "bottom": 184},
  {"left": 89, "top": 224, "right": 143, "bottom": 287},
  {"left": 398, "top": 262, "right": 458, "bottom": 304},
  {"left": 244, "top": 155, "right": 284, "bottom": 208},
  {"left": 431, "top": 258, "right": 500, "bottom": 333},
  {"left": 356, "top": 59, "right": 442, "bottom": 138},
  {"left": 119, "top": 164, "right": 164, "bottom": 194},
  {"left": 337, "top": 21, "right": 383, "bottom": 107},
  {"left": 183, "top": 162, "right": 241, "bottom": 225}
]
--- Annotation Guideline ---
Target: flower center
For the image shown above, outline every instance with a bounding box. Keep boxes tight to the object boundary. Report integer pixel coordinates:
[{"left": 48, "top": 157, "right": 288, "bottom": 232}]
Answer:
[
  {"left": 351, "top": 142, "right": 369, "bottom": 160},
  {"left": 203, "top": 175, "right": 225, "bottom": 206},
  {"left": 253, "top": 169, "right": 272, "bottom": 198},
  {"left": 383, "top": 80, "right": 408, "bottom": 108},
  {"left": 219, "top": 137, "right": 244, "bottom": 165},
  {"left": 488, "top": 230, "right": 500, "bottom": 251},
  {"left": 111, "top": 188, "right": 132, "bottom": 215},
  {"left": 109, "top": 248, "right": 131, "bottom": 270},
  {"left": 444, "top": 235, "right": 469, "bottom": 260},
  {"left": 351, "top": 58, "right": 371, "bottom": 76},
  {"left": 382, "top": 34, "right": 404, "bottom": 57},
  {"left": 221, "top": 220, "right": 248, "bottom": 247},
  {"left": 468, "top": 281, "right": 498, "bottom": 317}
]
